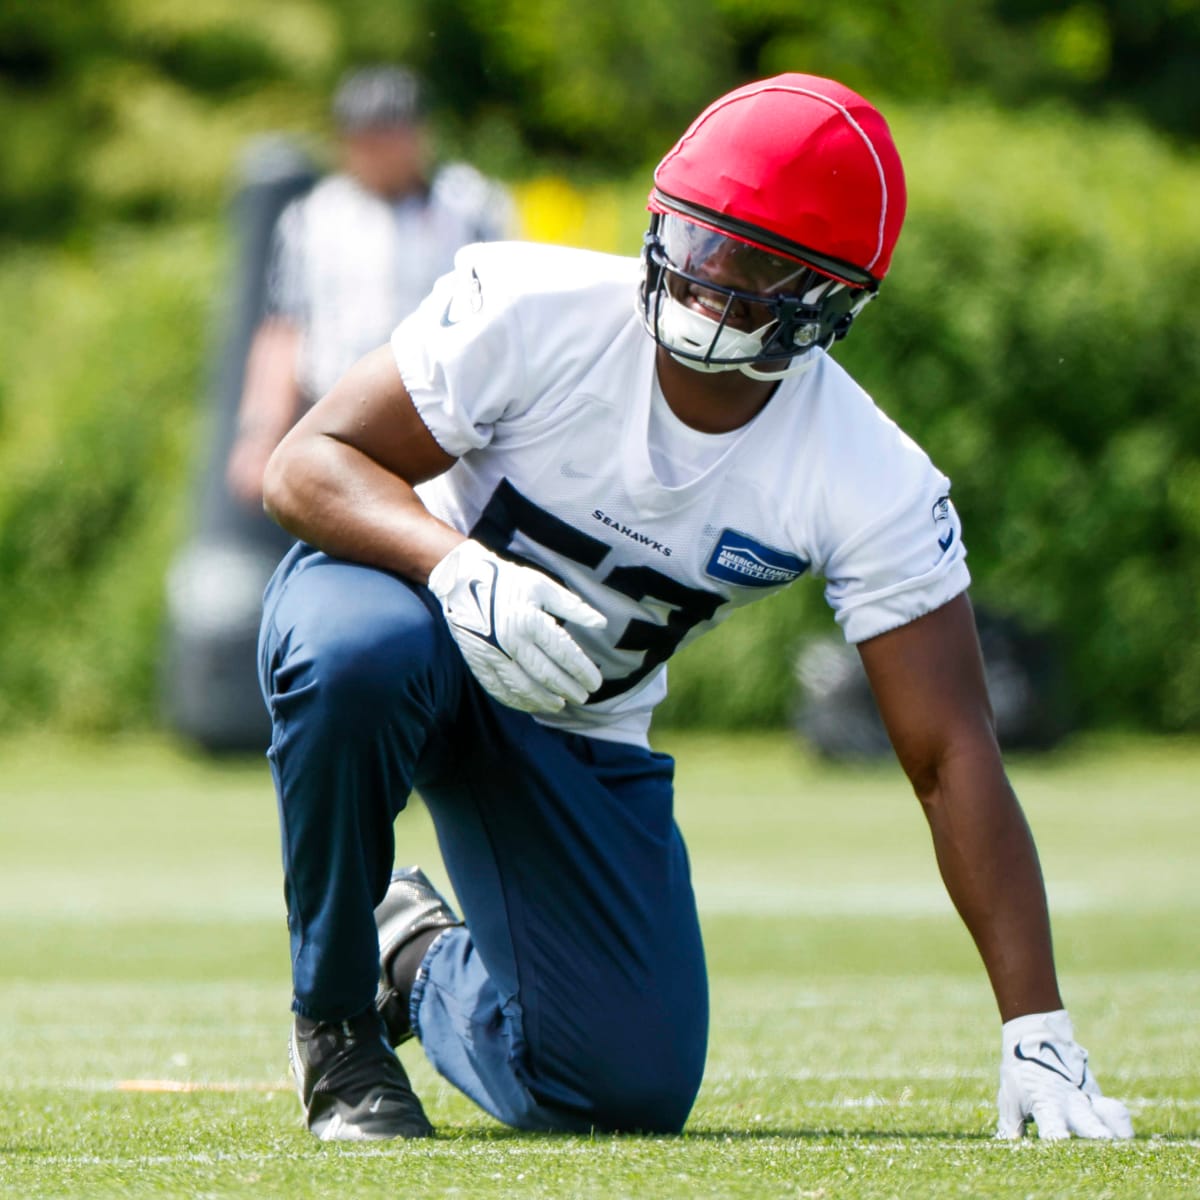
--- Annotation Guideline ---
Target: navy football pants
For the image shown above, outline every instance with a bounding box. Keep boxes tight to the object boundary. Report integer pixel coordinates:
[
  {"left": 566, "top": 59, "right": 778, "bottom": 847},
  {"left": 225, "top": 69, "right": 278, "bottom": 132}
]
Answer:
[{"left": 258, "top": 544, "right": 708, "bottom": 1133}]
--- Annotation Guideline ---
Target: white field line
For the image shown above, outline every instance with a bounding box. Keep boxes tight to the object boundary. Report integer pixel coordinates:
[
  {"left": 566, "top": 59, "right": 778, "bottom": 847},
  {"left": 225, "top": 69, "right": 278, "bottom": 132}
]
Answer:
[
  {"left": 115, "top": 1079, "right": 287, "bottom": 1093},
  {"left": 9, "top": 1152, "right": 301, "bottom": 1169},
  {"left": 22, "top": 1076, "right": 1196, "bottom": 1112},
  {"left": 706, "top": 1068, "right": 992, "bottom": 1083},
  {"left": 19, "top": 1140, "right": 1200, "bottom": 1169},
  {"left": 823, "top": 1095, "right": 1198, "bottom": 1111},
  {"left": 4, "top": 1066, "right": 1192, "bottom": 1091},
  {"left": 705, "top": 1066, "right": 1200, "bottom": 1082}
]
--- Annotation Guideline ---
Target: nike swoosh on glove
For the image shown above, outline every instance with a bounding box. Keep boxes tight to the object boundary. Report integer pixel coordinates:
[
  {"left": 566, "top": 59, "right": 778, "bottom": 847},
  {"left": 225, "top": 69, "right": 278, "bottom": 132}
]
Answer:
[
  {"left": 428, "top": 538, "right": 607, "bottom": 714},
  {"left": 996, "top": 1009, "right": 1134, "bottom": 1141}
]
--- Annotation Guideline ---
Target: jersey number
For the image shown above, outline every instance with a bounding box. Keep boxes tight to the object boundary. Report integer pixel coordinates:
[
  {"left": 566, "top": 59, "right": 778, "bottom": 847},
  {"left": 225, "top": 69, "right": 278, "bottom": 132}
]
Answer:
[{"left": 470, "top": 479, "right": 722, "bottom": 703}]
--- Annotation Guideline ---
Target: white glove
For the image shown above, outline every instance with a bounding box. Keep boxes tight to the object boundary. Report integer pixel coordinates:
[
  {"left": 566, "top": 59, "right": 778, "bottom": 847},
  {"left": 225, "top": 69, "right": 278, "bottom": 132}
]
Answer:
[
  {"left": 428, "top": 539, "right": 607, "bottom": 714},
  {"left": 997, "top": 1009, "right": 1134, "bottom": 1141}
]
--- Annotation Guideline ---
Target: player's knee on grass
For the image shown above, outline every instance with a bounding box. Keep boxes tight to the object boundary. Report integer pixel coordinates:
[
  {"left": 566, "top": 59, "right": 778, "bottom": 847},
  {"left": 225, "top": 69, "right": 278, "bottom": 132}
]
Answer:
[
  {"left": 577, "top": 1050, "right": 703, "bottom": 1135},
  {"left": 595, "top": 1076, "right": 702, "bottom": 1135},
  {"left": 526, "top": 1005, "right": 706, "bottom": 1135}
]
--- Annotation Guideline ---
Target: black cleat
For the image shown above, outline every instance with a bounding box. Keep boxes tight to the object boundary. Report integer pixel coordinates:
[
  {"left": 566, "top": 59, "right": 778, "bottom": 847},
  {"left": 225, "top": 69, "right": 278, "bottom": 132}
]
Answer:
[
  {"left": 289, "top": 1006, "right": 434, "bottom": 1140},
  {"left": 374, "top": 866, "right": 464, "bottom": 1046}
]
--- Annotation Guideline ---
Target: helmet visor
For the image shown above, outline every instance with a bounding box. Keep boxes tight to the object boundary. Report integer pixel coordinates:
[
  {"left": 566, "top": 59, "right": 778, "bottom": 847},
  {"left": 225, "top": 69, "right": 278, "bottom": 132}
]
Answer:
[{"left": 658, "top": 215, "right": 826, "bottom": 298}]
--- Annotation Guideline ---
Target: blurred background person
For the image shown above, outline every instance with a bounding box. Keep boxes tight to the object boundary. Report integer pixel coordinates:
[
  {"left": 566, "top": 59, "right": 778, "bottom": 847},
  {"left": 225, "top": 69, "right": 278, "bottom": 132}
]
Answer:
[
  {"left": 164, "top": 64, "right": 514, "bottom": 753},
  {"left": 226, "top": 64, "right": 514, "bottom": 508}
]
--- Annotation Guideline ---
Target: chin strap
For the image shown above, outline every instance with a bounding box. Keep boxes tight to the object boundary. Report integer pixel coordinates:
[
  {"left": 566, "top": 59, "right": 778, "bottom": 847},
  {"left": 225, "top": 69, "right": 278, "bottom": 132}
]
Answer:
[
  {"left": 665, "top": 346, "right": 823, "bottom": 381},
  {"left": 736, "top": 345, "right": 824, "bottom": 381}
]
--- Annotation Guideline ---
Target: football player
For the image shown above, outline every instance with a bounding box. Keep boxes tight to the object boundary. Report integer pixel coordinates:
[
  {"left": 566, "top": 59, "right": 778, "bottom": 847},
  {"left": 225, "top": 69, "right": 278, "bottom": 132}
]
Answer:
[{"left": 257, "top": 73, "right": 1133, "bottom": 1143}]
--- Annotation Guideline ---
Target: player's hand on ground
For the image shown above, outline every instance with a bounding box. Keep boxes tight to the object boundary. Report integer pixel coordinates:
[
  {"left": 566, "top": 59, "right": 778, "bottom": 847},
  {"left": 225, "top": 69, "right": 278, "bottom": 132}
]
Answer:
[
  {"left": 428, "top": 538, "right": 606, "bottom": 714},
  {"left": 996, "top": 1009, "right": 1134, "bottom": 1141}
]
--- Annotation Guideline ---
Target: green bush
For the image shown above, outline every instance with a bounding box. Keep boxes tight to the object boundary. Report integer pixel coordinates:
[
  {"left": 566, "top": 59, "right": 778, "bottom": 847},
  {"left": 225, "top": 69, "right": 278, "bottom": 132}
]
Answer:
[{"left": 0, "top": 227, "right": 219, "bottom": 732}]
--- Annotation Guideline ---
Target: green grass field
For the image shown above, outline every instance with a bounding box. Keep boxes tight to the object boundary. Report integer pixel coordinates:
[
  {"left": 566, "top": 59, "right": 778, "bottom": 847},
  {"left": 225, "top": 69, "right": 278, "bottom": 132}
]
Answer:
[{"left": 1, "top": 730, "right": 1197, "bottom": 1198}]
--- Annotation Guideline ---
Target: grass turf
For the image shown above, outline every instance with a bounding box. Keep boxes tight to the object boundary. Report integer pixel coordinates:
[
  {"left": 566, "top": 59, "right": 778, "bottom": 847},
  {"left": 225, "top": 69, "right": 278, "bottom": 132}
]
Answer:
[{"left": 0, "top": 730, "right": 1197, "bottom": 1198}]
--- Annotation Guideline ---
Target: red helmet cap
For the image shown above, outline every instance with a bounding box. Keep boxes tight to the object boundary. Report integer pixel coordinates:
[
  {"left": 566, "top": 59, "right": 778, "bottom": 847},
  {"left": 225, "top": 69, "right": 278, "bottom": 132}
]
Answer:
[{"left": 650, "top": 74, "right": 906, "bottom": 284}]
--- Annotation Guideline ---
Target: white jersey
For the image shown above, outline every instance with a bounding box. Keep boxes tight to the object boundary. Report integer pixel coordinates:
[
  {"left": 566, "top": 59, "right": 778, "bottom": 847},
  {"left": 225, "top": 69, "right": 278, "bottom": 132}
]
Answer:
[
  {"left": 393, "top": 242, "right": 970, "bottom": 747},
  {"left": 267, "top": 165, "right": 513, "bottom": 401}
]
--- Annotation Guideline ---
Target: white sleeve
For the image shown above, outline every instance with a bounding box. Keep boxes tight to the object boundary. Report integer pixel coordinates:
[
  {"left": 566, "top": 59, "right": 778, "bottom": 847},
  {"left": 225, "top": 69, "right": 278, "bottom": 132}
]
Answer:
[
  {"left": 820, "top": 414, "right": 971, "bottom": 644},
  {"left": 389, "top": 250, "right": 526, "bottom": 457}
]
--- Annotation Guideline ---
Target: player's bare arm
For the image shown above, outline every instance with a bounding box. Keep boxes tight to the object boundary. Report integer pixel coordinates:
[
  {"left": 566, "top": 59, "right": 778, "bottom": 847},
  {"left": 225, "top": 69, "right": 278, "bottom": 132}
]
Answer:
[
  {"left": 858, "top": 592, "right": 1063, "bottom": 1022},
  {"left": 262, "top": 343, "right": 463, "bottom": 581}
]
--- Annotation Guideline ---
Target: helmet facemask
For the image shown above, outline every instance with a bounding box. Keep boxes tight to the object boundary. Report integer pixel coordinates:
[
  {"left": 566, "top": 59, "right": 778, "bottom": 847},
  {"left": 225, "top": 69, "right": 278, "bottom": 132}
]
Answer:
[{"left": 640, "top": 213, "right": 877, "bottom": 381}]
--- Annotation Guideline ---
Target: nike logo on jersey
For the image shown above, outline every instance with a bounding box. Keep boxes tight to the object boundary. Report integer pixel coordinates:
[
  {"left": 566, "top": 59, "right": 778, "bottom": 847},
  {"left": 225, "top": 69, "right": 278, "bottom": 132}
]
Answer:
[
  {"left": 932, "top": 495, "right": 956, "bottom": 553},
  {"left": 440, "top": 268, "right": 484, "bottom": 326},
  {"left": 705, "top": 530, "right": 808, "bottom": 587}
]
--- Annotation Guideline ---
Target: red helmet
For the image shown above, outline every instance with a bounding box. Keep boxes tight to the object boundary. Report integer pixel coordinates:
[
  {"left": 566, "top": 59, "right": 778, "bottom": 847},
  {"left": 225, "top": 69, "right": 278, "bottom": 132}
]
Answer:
[
  {"left": 650, "top": 73, "right": 906, "bottom": 285},
  {"left": 641, "top": 75, "right": 906, "bottom": 377}
]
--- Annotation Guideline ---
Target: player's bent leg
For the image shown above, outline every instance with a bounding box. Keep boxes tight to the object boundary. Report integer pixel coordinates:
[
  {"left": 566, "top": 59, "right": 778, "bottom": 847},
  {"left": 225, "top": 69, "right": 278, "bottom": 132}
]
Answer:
[
  {"left": 259, "top": 544, "right": 466, "bottom": 1021},
  {"left": 414, "top": 925, "right": 705, "bottom": 1134},
  {"left": 378, "top": 866, "right": 704, "bottom": 1133},
  {"left": 262, "top": 544, "right": 706, "bottom": 1135},
  {"left": 408, "top": 702, "right": 709, "bottom": 1134},
  {"left": 260, "top": 546, "right": 471, "bottom": 1139}
]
